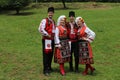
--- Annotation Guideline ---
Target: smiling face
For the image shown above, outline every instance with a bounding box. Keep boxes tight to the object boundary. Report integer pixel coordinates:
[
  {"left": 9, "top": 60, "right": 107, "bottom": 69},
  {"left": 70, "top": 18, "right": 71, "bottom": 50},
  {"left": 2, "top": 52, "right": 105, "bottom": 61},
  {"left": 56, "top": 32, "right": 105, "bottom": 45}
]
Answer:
[
  {"left": 70, "top": 16, "right": 75, "bottom": 22},
  {"left": 77, "top": 19, "right": 83, "bottom": 27},
  {"left": 48, "top": 11, "right": 54, "bottom": 19},
  {"left": 60, "top": 18, "right": 65, "bottom": 26}
]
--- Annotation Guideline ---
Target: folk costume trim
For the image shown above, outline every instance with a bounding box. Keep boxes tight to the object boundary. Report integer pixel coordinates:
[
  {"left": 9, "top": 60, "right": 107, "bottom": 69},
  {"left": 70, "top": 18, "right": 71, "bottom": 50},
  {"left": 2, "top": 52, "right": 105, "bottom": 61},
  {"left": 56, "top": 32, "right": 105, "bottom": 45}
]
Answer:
[
  {"left": 54, "top": 40, "right": 71, "bottom": 63},
  {"left": 44, "top": 39, "right": 52, "bottom": 54},
  {"left": 57, "top": 26, "right": 67, "bottom": 39},
  {"left": 69, "top": 23, "right": 76, "bottom": 39},
  {"left": 78, "top": 26, "right": 87, "bottom": 40}
]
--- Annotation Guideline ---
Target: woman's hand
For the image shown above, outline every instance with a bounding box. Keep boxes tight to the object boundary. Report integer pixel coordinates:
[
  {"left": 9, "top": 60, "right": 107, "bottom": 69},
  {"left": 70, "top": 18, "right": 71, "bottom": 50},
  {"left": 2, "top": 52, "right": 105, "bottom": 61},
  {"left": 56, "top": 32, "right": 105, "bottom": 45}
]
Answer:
[
  {"left": 58, "top": 44, "right": 62, "bottom": 49},
  {"left": 82, "top": 37, "right": 87, "bottom": 40},
  {"left": 55, "top": 44, "right": 62, "bottom": 49}
]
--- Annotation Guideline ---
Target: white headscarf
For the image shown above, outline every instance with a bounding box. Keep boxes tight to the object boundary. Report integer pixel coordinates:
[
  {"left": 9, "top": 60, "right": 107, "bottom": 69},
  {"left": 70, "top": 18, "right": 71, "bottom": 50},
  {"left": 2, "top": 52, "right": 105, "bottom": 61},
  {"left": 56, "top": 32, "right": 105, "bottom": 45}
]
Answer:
[
  {"left": 75, "top": 16, "right": 87, "bottom": 27},
  {"left": 57, "top": 15, "right": 66, "bottom": 26}
]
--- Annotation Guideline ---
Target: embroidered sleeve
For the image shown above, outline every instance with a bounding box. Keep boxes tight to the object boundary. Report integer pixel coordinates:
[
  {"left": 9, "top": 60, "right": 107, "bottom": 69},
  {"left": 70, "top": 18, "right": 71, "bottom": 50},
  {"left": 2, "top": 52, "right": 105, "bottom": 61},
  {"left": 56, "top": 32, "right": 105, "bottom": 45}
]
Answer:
[
  {"left": 52, "top": 20, "right": 55, "bottom": 33},
  {"left": 85, "top": 27, "right": 96, "bottom": 43},
  {"left": 54, "top": 27, "right": 61, "bottom": 47},
  {"left": 38, "top": 19, "right": 48, "bottom": 36}
]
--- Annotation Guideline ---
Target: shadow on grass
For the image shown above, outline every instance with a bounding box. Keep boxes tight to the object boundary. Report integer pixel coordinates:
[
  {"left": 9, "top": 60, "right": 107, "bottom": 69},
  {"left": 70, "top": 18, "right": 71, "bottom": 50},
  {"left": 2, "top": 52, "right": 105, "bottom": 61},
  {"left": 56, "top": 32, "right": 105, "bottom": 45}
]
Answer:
[
  {"left": 0, "top": 10, "right": 36, "bottom": 16},
  {"left": 0, "top": 10, "right": 10, "bottom": 15},
  {"left": 7, "top": 12, "right": 35, "bottom": 16}
]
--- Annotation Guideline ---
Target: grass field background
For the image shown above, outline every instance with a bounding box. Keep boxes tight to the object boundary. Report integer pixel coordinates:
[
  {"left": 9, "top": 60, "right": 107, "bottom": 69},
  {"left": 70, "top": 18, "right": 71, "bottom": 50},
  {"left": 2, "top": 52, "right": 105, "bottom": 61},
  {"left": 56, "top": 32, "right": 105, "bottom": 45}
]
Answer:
[{"left": 0, "top": 2, "right": 120, "bottom": 80}]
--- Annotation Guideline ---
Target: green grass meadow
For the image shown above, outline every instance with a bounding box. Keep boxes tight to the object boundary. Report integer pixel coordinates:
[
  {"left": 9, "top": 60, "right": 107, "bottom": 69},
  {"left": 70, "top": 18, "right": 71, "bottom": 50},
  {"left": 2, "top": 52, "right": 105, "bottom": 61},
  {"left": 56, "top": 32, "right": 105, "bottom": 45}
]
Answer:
[{"left": 0, "top": 2, "right": 120, "bottom": 80}]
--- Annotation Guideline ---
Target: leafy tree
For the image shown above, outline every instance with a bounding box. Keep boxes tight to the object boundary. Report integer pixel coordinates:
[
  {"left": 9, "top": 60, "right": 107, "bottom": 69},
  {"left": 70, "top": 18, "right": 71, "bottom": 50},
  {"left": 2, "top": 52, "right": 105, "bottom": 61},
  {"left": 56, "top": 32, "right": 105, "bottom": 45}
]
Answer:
[
  {"left": 0, "top": 0, "right": 32, "bottom": 14},
  {"left": 0, "top": 0, "right": 10, "bottom": 8}
]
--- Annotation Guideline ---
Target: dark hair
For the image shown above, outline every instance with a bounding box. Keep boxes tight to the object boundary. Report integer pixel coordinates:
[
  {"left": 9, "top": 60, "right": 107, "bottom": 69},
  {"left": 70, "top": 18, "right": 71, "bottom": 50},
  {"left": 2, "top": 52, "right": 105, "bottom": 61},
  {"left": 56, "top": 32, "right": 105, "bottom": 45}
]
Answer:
[
  {"left": 69, "top": 11, "right": 75, "bottom": 17},
  {"left": 48, "top": 7, "right": 54, "bottom": 13}
]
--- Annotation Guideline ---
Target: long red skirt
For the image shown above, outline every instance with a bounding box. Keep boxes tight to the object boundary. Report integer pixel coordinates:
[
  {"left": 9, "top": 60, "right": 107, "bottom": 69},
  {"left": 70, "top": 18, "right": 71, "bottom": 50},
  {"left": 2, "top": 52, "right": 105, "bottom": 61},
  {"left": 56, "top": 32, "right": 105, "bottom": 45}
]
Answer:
[
  {"left": 78, "top": 40, "right": 94, "bottom": 64},
  {"left": 54, "top": 40, "right": 71, "bottom": 63}
]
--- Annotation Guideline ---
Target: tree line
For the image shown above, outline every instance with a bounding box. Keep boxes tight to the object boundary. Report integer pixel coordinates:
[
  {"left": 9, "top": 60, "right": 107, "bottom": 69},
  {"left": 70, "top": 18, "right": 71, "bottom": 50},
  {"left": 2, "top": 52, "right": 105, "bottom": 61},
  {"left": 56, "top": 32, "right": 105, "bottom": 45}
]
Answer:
[
  {"left": 33, "top": 0, "right": 120, "bottom": 2},
  {"left": 0, "top": 0, "right": 119, "bottom": 14}
]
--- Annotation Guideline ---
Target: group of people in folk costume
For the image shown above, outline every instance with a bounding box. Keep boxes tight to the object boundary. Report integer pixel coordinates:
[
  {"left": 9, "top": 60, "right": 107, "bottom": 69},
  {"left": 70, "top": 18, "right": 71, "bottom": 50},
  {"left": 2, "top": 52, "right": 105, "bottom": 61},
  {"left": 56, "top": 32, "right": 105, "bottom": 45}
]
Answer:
[{"left": 38, "top": 7, "right": 96, "bottom": 76}]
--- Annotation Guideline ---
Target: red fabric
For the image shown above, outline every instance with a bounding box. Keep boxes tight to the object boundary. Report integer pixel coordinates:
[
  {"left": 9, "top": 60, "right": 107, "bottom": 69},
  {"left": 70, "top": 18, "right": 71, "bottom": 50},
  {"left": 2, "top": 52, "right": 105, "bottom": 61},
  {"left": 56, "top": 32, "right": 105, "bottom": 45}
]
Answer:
[
  {"left": 55, "top": 48, "right": 62, "bottom": 59},
  {"left": 57, "top": 26, "right": 67, "bottom": 38},
  {"left": 45, "top": 18, "right": 53, "bottom": 35},
  {"left": 44, "top": 49, "right": 52, "bottom": 54},
  {"left": 78, "top": 26, "right": 87, "bottom": 39},
  {"left": 82, "top": 64, "right": 89, "bottom": 75},
  {"left": 54, "top": 46, "right": 70, "bottom": 63},
  {"left": 88, "top": 42, "right": 93, "bottom": 58},
  {"left": 88, "top": 64, "right": 94, "bottom": 70},
  {"left": 67, "top": 23, "right": 78, "bottom": 41},
  {"left": 59, "top": 63, "right": 65, "bottom": 75},
  {"left": 43, "top": 18, "right": 55, "bottom": 40},
  {"left": 69, "top": 39, "right": 77, "bottom": 42}
]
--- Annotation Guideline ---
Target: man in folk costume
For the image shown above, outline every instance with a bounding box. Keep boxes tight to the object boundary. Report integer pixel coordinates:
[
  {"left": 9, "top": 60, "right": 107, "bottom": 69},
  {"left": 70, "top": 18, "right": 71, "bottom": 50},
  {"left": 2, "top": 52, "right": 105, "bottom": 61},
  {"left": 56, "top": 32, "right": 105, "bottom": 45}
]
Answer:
[
  {"left": 66, "top": 11, "right": 79, "bottom": 72},
  {"left": 54, "top": 15, "right": 71, "bottom": 76},
  {"left": 38, "top": 7, "right": 55, "bottom": 76},
  {"left": 75, "top": 17, "right": 96, "bottom": 75}
]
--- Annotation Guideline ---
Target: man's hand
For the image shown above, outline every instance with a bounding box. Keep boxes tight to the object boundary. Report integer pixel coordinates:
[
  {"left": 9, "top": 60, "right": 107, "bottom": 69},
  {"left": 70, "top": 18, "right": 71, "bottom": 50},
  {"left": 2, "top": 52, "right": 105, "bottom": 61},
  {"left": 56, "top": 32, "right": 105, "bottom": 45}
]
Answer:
[{"left": 47, "top": 34, "right": 51, "bottom": 38}]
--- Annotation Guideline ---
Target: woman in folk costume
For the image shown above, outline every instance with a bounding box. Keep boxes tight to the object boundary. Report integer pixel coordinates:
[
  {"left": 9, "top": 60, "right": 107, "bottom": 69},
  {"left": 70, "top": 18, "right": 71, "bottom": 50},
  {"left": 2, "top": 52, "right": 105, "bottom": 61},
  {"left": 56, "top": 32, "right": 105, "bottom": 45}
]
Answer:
[
  {"left": 54, "top": 15, "right": 71, "bottom": 76},
  {"left": 75, "top": 17, "right": 96, "bottom": 75}
]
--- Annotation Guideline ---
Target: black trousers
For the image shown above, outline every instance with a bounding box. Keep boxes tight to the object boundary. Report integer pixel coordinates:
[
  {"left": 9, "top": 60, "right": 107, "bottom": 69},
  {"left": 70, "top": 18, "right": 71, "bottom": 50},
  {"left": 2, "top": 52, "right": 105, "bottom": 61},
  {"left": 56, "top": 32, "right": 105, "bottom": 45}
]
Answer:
[
  {"left": 42, "top": 39, "right": 54, "bottom": 73},
  {"left": 69, "top": 41, "right": 79, "bottom": 70}
]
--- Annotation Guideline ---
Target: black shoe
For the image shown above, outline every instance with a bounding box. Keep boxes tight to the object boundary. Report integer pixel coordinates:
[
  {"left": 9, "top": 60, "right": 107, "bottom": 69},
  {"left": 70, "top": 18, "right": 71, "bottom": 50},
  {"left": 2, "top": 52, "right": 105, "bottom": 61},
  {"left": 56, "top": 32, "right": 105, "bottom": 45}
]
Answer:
[
  {"left": 44, "top": 72, "right": 50, "bottom": 76},
  {"left": 69, "top": 68, "right": 74, "bottom": 72},
  {"left": 90, "top": 68, "right": 96, "bottom": 75},
  {"left": 48, "top": 68, "right": 53, "bottom": 73},
  {"left": 75, "top": 63, "right": 79, "bottom": 73},
  {"left": 69, "top": 66, "right": 74, "bottom": 72}
]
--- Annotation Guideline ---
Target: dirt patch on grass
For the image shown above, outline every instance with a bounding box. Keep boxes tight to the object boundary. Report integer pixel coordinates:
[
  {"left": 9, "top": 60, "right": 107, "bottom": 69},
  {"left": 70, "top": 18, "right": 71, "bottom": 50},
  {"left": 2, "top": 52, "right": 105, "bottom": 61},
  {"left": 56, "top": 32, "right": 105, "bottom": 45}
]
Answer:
[
  {"left": 67, "top": 2, "right": 113, "bottom": 10},
  {"left": 82, "top": 3, "right": 111, "bottom": 9},
  {"left": 115, "top": 44, "right": 120, "bottom": 48}
]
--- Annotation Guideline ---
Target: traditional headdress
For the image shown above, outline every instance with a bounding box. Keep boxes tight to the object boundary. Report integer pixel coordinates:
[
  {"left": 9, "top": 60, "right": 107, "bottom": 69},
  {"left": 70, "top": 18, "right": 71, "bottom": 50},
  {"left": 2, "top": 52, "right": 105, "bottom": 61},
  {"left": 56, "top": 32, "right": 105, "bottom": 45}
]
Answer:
[
  {"left": 75, "top": 16, "right": 87, "bottom": 27},
  {"left": 57, "top": 15, "right": 66, "bottom": 26}
]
